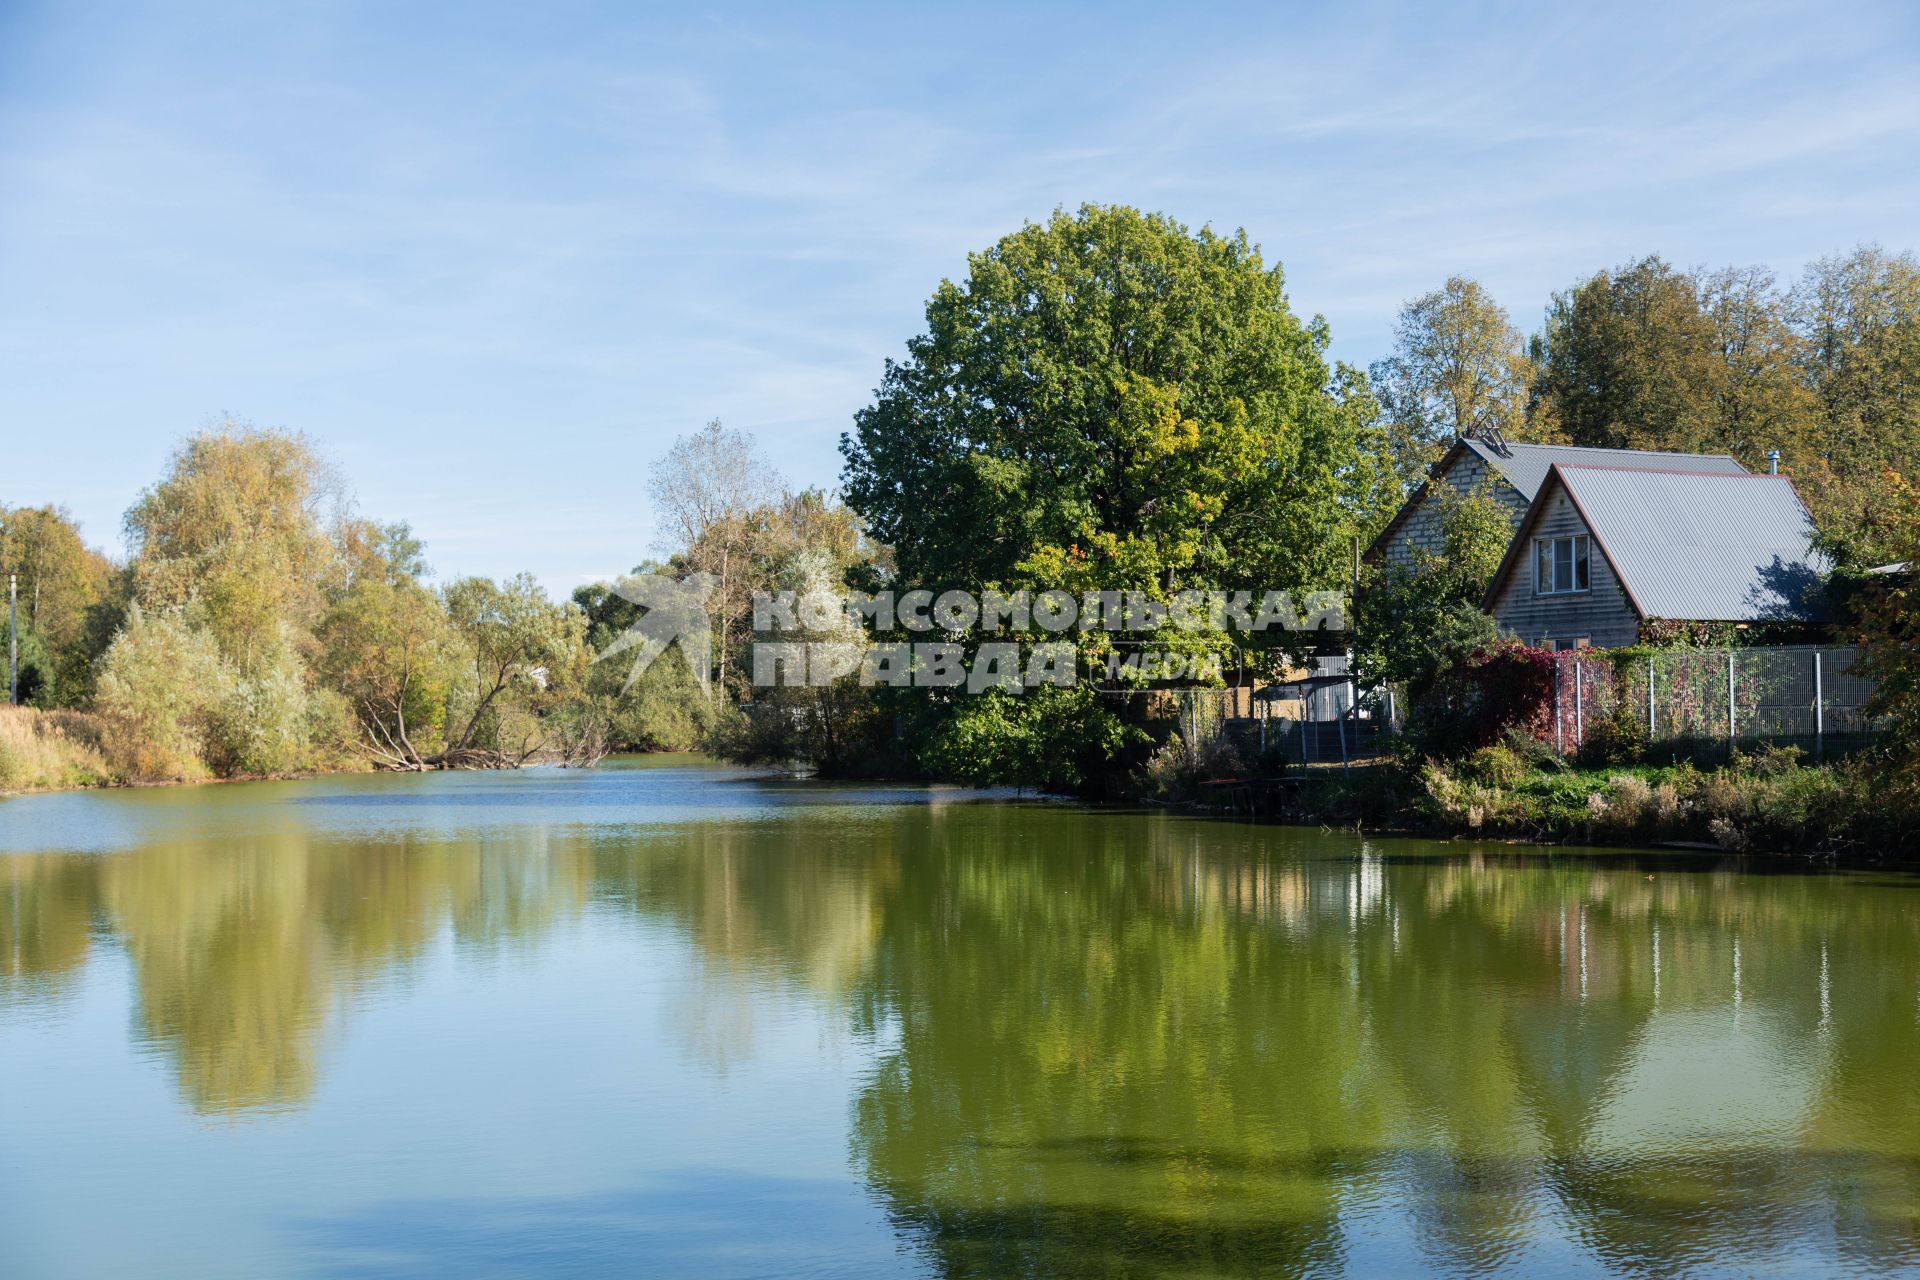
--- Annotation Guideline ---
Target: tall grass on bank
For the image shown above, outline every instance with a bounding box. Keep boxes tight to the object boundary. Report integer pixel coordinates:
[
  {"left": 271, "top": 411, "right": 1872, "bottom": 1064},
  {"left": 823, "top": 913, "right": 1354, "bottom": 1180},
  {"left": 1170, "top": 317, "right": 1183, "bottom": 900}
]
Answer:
[
  {"left": 1412, "top": 740, "right": 1911, "bottom": 856},
  {"left": 0, "top": 706, "right": 117, "bottom": 791},
  {"left": 1239, "top": 733, "right": 1916, "bottom": 858}
]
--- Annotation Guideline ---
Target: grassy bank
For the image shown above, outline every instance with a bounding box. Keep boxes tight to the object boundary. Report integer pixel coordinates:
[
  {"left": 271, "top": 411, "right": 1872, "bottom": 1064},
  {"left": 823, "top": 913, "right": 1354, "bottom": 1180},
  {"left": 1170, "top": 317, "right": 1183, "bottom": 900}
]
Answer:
[
  {"left": 1256, "top": 743, "right": 1915, "bottom": 859},
  {"left": 0, "top": 706, "right": 121, "bottom": 791},
  {"left": 0, "top": 705, "right": 372, "bottom": 795}
]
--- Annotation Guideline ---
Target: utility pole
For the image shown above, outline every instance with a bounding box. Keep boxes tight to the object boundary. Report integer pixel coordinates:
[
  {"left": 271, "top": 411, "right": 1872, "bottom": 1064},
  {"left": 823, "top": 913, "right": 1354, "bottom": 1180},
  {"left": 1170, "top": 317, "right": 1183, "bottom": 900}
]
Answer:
[{"left": 8, "top": 572, "right": 16, "bottom": 707}]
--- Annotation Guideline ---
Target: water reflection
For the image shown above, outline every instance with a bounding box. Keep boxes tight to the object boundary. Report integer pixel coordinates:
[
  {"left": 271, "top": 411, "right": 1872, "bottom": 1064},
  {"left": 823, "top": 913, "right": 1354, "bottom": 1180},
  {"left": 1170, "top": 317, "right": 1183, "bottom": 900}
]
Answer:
[
  {"left": 4, "top": 828, "right": 596, "bottom": 1112},
  {"left": 2, "top": 772, "right": 1919, "bottom": 1275}
]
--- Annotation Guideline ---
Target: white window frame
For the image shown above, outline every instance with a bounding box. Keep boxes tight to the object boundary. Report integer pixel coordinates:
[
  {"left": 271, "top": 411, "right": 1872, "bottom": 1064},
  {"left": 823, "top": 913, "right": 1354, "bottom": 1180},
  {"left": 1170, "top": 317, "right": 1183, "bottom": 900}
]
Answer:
[{"left": 1534, "top": 535, "right": 1591, "bottom": 596}]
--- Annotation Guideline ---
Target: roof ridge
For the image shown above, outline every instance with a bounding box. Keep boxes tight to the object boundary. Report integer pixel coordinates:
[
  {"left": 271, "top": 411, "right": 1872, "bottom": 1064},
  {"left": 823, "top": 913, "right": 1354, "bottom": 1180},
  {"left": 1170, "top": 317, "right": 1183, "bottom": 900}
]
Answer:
[
  {"left": 1552, "top": 462, "right": 1788, "bottom": 479},
  {"left": 1503, "top": 441, "right": 1739, "bottom": 460}
]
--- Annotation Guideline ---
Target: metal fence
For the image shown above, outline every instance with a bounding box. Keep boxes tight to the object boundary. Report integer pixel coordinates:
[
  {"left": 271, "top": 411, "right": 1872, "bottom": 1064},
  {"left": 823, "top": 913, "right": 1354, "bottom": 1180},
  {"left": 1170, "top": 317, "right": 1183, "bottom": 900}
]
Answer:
[
  {"left": 1177, "top": 682, "right": 1391, "bottom": 769},
  {"left": 1545, "top": 645, "right": 1878, "bottom": 758},
  {"left": 1178, "top": 644, "right": 1881, "bottom": 769}
]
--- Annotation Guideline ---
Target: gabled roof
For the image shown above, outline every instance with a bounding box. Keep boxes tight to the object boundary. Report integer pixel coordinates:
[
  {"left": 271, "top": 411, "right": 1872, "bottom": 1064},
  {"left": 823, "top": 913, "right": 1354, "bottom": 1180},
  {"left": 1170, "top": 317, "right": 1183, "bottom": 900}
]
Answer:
[
  {"left": 1459, "top": 439, "right": 1748, "bottom": 498},
  {"left": 1365, "top": 438, "right": 1748, "bottom": 560},
  {"left": 1480, "top": 464, "right": 1831, "bottom": 622}
]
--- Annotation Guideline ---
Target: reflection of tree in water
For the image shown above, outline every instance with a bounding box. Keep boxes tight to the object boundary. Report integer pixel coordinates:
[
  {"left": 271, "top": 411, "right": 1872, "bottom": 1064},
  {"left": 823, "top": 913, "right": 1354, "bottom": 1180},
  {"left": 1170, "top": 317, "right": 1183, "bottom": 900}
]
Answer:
[
  {"left": 1803, "top": 921, "right": 1920, "bottom": 1274},
  {"left": 833, "top": 818, "right": 1920, "bottom": 1277},
  {"left": 1, "top": 853, "right": 102, "bottom": 1008},
  {"left": 588, "top": 820, "right": 900, "bottom": 1072},
  {"left": 847, "top": 808, "right": 1383, "bottom": 1277},
  {"left": 104, "top": 833, "right": 334, "bottom": 1112},
  {"left": 2, "top": 825, "right": 593, "bottom": 1115}
]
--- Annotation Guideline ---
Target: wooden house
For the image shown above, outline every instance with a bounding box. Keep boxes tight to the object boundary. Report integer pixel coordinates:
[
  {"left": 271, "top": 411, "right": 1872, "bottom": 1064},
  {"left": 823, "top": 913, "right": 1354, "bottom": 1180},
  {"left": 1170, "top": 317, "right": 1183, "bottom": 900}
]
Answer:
[{"left": 1480, "top": 464, "right": 1831, "bottom": 650}]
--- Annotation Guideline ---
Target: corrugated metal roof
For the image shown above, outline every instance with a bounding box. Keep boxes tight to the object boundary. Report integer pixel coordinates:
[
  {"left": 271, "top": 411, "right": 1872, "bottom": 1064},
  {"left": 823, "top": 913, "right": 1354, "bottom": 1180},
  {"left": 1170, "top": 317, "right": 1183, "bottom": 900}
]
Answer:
[
  {"left": 1463, "top": 439, "right": 1748, "bottom": 499},
  {"left": 1365, "top": 439, "right": 1754, "bottom": 562},
  {"left": 1554, "top": 465, "right": 1830, "bottom": 621}
]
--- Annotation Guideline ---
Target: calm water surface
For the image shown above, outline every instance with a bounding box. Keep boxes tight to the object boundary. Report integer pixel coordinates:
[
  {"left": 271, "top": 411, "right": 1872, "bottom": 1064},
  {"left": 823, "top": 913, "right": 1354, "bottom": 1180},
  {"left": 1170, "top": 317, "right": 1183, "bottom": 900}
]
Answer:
[{"left": 2, "top": 757, "right": 1917, "bottom": 1278}]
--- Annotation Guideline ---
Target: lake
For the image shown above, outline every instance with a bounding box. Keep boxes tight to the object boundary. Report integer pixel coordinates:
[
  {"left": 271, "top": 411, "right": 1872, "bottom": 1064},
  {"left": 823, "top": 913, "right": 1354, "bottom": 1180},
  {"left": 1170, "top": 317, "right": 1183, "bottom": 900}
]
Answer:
[{"left": 2, "top": 756, "right": 1916, "bottom": 1278}]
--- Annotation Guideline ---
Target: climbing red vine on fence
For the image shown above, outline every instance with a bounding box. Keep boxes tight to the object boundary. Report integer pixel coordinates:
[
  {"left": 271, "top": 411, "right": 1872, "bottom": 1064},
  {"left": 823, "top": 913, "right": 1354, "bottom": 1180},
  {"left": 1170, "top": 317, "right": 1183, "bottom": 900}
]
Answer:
[{"left": 1412, "top": 639, "right": 1557, "bottom": 753}]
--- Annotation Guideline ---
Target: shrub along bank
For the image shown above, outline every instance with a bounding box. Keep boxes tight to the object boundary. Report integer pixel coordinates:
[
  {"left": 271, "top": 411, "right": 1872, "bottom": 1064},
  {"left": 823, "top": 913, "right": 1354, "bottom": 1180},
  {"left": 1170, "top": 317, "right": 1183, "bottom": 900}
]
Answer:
[{"left": 1246, "top": 738, "right": 1915, "bottom": 860}]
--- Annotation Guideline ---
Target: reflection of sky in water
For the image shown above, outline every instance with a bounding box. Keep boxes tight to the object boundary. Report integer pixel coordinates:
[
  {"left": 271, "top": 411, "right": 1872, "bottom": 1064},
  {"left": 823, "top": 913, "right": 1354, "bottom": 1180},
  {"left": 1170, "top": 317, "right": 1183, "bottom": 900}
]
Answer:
[
  {"left": 0, "top": 755, "right": 1030, "bottom": 854},
  {"left": 2, "top": 759, "right": 1918, "bottom": 1278}
]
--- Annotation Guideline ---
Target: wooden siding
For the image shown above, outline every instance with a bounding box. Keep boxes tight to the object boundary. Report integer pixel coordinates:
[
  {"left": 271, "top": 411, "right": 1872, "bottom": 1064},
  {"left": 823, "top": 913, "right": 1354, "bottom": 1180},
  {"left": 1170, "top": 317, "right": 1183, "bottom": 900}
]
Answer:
[
  {"left": 1379, "top": 450, "right": 1530, "bottom": 566},
  {"left": 1487, "top": 486, "right": 1641, "bottom": 647}
]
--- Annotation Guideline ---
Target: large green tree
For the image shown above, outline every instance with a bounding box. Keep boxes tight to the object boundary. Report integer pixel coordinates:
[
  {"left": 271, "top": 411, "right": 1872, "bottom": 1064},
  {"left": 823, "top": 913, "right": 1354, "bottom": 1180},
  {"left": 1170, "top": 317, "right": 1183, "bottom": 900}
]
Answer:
[
  {"left": 1529, "top": 256, "right": 1814, "bottom": 469},
  {"left": 839, "top": 206, "right": 1391, "bottom": 791},
  {"left": 1699, "top": 264, "right": 1816, "bottom": 464},
  {"left": 841, "top": 204, "right": 1394, "bottom": 597}
]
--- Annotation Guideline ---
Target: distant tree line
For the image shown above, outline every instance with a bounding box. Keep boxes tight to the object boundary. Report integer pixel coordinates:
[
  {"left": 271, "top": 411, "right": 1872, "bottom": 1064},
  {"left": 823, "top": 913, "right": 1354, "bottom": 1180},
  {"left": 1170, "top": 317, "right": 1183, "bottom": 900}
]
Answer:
[
  {"left": 0, "top": 416, "right": 884, "bottom": 785},
  {"left": 1370, "top": 247, "right": 1920, "bottom": 565},
  {"left": 3, "top": 425, "right": 603, "bottom": 781}
]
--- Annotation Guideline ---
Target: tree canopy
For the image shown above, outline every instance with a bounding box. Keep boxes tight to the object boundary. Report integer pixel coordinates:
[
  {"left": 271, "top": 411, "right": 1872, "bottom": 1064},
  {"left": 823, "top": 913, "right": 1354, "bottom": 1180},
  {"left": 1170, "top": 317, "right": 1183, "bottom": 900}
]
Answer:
[
  {"left": 124, "top": 424, "right": 341, "bottom": 667},
  {"left": 841, "top": 204, "right": 1394, "bottom": 598},
  {"left": 0, "top": 504, "right": 116, "bottom": 705},
  {"left": 1370, "top": 276, "right": 1537, "bottom": 490},
  {"left": 833, "top": 205, "right": 1400, "bottom": 790},
  {"left": 1523, "top": 248, "right": 1920, "bottom": 563}
]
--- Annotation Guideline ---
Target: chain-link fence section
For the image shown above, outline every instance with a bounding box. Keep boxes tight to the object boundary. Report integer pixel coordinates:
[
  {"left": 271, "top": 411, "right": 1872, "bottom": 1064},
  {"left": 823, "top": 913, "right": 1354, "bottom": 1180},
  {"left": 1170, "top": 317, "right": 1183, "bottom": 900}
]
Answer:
[{"left": 1543, "top": 645, "right": 1877, "bottom": 758}]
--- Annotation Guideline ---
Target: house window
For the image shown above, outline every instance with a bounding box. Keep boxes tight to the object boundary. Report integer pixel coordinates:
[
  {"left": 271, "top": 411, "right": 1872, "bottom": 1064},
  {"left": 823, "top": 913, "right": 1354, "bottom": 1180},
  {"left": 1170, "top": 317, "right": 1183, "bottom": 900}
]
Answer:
[
  {"left": 1538, "top": 637, "right": 1591, "bottom": 652},
  {"left": 1534, "top": 535, "right": 1590, "bottom": 595}
]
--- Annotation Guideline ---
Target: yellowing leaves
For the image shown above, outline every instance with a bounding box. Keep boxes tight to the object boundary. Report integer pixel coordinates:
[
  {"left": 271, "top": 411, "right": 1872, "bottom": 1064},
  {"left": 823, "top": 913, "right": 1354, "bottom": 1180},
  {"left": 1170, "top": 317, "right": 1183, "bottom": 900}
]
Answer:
[{"left": 1113, "top": 373, "right": 1202, "bottom": 462}]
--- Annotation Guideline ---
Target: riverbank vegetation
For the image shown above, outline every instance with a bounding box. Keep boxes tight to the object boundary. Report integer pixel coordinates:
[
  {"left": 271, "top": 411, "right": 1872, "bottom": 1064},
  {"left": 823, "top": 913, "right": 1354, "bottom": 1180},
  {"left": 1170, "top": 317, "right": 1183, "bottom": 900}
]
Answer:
[
  {"left": 2, "top": 427, "right": 606, "bottom": 786},
  {"left": 1252, "top": 742, "right": 1908, "bottom": 859},
  {"left": 0, "top": 706, "right": 117, "bottom": 791}
]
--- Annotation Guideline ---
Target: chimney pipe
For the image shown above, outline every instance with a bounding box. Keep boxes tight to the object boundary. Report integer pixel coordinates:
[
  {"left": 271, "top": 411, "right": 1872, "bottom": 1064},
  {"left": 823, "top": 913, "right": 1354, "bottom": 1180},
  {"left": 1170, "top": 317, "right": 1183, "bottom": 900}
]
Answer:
[{"left": 1766, "top": 449, "right": 1781, "bottom": 475}]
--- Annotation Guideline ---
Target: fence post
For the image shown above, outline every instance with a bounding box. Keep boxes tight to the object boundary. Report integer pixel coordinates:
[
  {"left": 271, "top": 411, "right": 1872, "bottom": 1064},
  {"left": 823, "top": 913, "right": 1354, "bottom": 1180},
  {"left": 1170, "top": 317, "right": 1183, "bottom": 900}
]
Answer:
[
  {"left": 1814, "top": 650, "right": 1824, "bottom": 760},
  {"left": 1554, "top": 657, "right": 1564, "bottom": 754},
  {"left": 1647, "top": 654, "right": 1656, "bottom": 740},
  {"left": 1573, "top": 658, "right": 1582, "bottom": 744},
  {"left": 1727, "top": 649, "right": 1737, "bottom": 757}
]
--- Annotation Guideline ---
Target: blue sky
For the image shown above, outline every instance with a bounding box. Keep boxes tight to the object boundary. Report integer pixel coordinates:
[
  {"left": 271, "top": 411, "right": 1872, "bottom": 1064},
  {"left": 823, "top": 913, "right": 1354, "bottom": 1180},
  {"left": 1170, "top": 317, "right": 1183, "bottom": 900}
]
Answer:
[{"left": 3, "top": 0, "right": 1918, "bottom": 595}]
